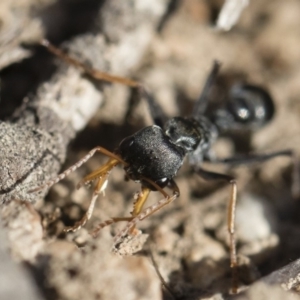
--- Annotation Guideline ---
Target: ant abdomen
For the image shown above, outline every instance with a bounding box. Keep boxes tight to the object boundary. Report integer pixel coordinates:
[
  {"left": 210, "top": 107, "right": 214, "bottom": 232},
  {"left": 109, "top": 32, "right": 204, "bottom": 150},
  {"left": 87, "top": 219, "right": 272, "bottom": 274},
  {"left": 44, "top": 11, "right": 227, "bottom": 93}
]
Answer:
[{"left": 213, "top": 84, "right": 275, "bottom": 131}]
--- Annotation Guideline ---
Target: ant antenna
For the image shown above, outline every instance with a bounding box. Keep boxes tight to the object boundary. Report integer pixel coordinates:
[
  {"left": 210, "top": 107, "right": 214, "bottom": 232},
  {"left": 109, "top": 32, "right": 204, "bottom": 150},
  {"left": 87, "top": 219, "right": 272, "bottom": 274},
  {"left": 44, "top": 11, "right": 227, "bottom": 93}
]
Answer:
[{"left": 192, "top": 61, "right": 221, "bottom": 118}]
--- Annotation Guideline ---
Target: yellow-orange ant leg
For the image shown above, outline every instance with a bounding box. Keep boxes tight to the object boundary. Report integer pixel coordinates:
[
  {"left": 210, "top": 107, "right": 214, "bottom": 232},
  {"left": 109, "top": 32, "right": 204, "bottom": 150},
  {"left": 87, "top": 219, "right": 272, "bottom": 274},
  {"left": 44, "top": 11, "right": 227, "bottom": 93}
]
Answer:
[
  {"left": 76, "top": 158, "right": 119, "bottom": 189},
  {"left": 91, "top": 179, "right": 172, "bottom": 237},
  {"left": 65, "top": 165, "right": 128, "bottom": 233},
  {"left": 194, "top": 167, "right": 239, "bottom": 293},
  {"left": 64, "top": 156, "right": 126, "bottom": 232},
  {"left": 112, "top": 180, "right": 180, "bottom": 247},
  {"left": 227, "top": 180, "right": 238, "bottom": 294},
  {"left": 131, "top": 187, "right": 151, "bottom": 216},
  {"left": 126, "top": 179, "right": 174, "bottom": 234},
  {"left": 29, "top": 147, "right": 126, "bottom": 193},
  {"left": 129, "top": 186, "right": 151, "bottom": 234},
  {"left": 91, "top": 187, "right": 151, "bottom": 237},
  {"left": 64, "top": 175, "right": 109, "bottom": 232}
]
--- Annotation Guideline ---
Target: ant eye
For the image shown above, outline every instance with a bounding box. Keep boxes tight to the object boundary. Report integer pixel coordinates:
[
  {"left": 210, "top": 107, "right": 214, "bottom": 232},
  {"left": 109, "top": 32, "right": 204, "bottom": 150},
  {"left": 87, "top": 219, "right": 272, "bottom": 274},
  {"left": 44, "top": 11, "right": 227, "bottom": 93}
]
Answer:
[
  {"left": 237, "top": 107, "right": 250, "bottom": 120},
  {"left": 230, "top": 98, "right": 252, "bottom": 123}
]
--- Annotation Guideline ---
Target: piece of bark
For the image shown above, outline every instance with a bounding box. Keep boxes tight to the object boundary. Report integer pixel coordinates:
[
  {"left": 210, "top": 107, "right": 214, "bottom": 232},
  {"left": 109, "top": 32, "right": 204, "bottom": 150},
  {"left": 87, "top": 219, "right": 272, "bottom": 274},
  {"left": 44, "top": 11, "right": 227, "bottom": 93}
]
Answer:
[
  {"left": 229, "top": 259, "right": 300, "bottom": 300},
  {"left": 262, "top": 258, "right": 300, "bottom": 291}
]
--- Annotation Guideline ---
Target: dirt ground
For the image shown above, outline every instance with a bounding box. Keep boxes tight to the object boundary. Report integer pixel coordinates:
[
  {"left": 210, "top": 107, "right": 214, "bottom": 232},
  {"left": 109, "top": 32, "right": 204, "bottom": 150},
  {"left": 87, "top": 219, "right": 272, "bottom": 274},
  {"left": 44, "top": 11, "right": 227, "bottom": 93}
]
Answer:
[{"left": 1, "top": 1, "right": 300, "bottom": 299}]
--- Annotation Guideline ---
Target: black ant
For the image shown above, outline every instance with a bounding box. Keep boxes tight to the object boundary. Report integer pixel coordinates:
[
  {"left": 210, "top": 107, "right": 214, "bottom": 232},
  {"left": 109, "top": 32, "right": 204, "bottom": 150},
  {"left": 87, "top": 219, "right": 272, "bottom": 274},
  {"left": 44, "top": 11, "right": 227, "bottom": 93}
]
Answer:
[{"left": 30, "top": 39, "right": 299, "bottom": 293}]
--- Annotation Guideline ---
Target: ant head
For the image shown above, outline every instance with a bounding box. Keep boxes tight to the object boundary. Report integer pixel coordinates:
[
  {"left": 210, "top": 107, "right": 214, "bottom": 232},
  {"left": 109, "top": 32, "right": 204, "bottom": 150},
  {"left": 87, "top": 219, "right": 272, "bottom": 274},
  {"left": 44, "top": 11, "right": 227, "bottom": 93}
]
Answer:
[
  {"left": 164, "top": 117, "right": 201, "bottom": 152},
  {"left": 228, "top": 84, "right": 275, "bottom": 127}
]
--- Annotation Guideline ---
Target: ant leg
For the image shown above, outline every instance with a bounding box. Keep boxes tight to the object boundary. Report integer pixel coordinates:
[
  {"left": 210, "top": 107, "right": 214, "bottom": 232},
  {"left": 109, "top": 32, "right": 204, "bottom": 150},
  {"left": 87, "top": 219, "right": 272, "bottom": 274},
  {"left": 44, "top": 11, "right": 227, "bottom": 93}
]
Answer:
[
  {"left": 65, "top": 175, "right": 108, "bottom": 232},
  {"left": 91, "top": 186, "right": 151, "bottom": 237},
  {"left": 40, "top": 39, "right": 141, "bottom": 88},
  {"left": 29, "top": 147, "right": 126, "bottom": 193},
  {"left": 192, "top": 61, "right": 221, "bottom": 118},
  {"left": 91, "top": 177, "right": 173, "bottom": 237},
  {"left": 131, "top": 186, "right": 151, "bottom": 217},
  {"left": 91, "top": 216, "right": 134, "bottom": 236},
  {"left": 41, "top": 39, "right": 167, "bottom": 127},
  {"left": 76, "top": 158, "right": 119, "bottom": 189},
  {"left": 112, "top": 180, "right": 180, "bottom": 248},
  {"left": 208, "top": 149, "right": 300, "bottom": 198},
  {"left": 136, "top": 87, "right": 167, "bottom": 128},
  {"left": 209, "top": 149, "right": 293, "bottom": 164},
  {"left": 194, "top": 167, "right": 238, "bottom": 294},
  {"left": 64, "top": 157, "right": 123, "bottom": 232}
]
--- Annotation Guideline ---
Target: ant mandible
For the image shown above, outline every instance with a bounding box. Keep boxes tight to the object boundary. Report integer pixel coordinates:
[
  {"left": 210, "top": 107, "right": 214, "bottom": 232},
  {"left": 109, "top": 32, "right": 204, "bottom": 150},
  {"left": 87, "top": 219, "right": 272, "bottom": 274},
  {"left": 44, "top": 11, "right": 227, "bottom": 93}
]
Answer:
[{"left": 30, "top": 39, "right": 299, "bottom": 293}]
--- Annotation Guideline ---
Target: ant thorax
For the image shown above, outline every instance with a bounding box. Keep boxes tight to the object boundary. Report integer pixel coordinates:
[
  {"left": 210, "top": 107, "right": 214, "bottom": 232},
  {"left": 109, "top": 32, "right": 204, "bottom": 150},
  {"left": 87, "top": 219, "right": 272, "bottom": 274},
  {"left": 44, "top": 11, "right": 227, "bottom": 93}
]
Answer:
[{"left": 164, "top": 116, "right": 219, "bottom": 166}]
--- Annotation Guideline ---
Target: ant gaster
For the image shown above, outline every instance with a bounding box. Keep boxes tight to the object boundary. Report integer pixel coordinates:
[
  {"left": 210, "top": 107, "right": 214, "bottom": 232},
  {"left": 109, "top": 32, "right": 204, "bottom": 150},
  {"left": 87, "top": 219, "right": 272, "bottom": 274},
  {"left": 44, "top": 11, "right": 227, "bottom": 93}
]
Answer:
[{"left": 30, "top": 40, "right": 299, "bottom": 293}]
